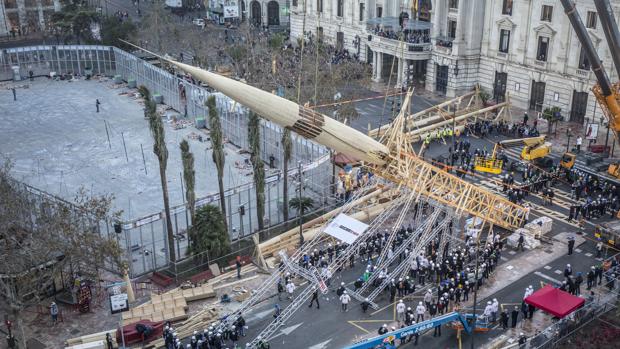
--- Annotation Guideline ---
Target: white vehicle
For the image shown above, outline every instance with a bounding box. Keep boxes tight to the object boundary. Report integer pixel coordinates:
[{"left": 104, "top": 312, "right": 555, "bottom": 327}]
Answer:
[
  {"left": 192, "top": 18, "right": 205, "bottom": 28},
  {"left": 164, "top": 0, "right": 182, "bottom": 8}
]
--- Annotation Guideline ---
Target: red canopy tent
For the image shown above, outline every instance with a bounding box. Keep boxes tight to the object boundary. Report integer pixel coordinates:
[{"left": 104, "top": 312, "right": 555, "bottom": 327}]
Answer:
[{"left": 524, "top": 285, "right": 585, "bottom": 318}]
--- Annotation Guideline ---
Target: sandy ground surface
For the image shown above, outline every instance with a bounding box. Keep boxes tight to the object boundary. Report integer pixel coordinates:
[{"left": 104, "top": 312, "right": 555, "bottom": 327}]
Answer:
[{"left": 0, "top": 77, "right": 251, "bottom": 221}]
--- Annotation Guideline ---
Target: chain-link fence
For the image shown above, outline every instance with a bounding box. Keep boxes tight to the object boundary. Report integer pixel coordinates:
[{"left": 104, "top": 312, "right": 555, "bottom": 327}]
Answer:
[{"left": 0, "top": 45, "right": 337, "bottom": 277}]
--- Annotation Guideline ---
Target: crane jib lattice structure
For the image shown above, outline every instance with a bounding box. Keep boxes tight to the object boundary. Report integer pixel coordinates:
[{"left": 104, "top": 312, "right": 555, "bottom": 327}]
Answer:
[
  {"left": 159, "top": 59, "right": 526, "bottom": 231},
  {"left": 120, "top": 41, "right": 528, "bottom": 348}
]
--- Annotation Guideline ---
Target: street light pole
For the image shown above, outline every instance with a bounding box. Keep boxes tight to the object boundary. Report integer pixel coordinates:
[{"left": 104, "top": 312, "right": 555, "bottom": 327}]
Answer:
[
  {"left": 452, "top": 110, "right": 456, "bottom": 152},
  {"left": 566, "top": 128, "right": 572, "bottom": 153}
]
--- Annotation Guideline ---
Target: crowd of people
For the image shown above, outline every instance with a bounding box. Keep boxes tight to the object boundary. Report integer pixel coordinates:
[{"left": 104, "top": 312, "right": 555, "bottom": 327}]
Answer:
[
  {"left": 566, "top": 167, "right": 620, "bottom": 222},
  {"left": 263, "top": 204, "right": 514, "bottom": 346},
  {"left": 371, "top": 26, "right": 431, "bottom": 44}
]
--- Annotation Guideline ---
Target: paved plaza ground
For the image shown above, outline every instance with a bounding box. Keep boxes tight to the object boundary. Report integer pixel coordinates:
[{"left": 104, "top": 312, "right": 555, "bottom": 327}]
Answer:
[{"left": 0, "top": 78, "right": 251, "bottom": 221}]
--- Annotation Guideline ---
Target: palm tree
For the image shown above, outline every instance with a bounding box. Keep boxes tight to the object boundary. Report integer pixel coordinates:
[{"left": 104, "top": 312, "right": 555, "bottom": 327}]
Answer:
[
  {"left": 206, "top": 96, "right": 228, "bottom": 232},
  {"left": 180, "top": 140, "right": 196, "bottom": 250},
  {"left": 145, "top": 88, "right": 176, "bottom": 262},
  {"left": 281, "top": 129, "right": 292, "bottom": 221},
  {"left": 188, "top": 204, "right": 230, "bottom": 263},
  {"left": 248, "top": 112, "right": 265, "bottom": 234},
  {"left": 289, "top": 197, "right": 314, "bottom": 220}
]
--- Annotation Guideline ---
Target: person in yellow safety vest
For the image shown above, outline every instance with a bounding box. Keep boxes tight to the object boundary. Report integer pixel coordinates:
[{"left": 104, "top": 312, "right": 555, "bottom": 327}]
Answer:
[
  {"left": 443, "top": 128, "right": 449, "bottom": 138},
  {"left": 455, "top": 128, "right": 461, "bottom": 137},
  {"left": 448, "top": 128, "right": 453, "bottom": 137},
  {"left": 424, "top": 134, "right": 431, "bottom": 145},
  {"left": 435, "top": 129, "right": 442, "bottom": 142}
]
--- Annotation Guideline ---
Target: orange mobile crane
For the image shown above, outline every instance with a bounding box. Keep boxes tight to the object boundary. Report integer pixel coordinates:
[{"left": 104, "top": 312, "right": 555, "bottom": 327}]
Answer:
[{"left": 561, "top": 0, "right": 620, "bottom": 179}]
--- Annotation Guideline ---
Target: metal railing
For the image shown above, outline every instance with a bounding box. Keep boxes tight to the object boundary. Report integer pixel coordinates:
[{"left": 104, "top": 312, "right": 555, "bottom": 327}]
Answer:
[{"left": 0, "top": 44, "right": 336, "bottom": 277}]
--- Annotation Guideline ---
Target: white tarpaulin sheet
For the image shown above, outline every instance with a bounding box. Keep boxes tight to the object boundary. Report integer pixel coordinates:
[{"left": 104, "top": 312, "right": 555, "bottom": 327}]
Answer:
[{"left": 324, "top": 213, "right": 369, "bottom": 244}]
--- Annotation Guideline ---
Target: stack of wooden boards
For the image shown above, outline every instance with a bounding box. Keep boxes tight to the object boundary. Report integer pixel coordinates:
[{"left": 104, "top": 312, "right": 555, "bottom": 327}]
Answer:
[
  {"left": 64, "top": 330, "right": 116, "bottom": 349},
  {"left": 121, "top": 284, "right": 216, "bottom": 325}
]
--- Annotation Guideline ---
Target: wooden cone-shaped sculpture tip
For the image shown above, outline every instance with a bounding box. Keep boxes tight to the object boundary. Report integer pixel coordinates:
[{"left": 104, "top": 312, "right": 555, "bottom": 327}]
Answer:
[{"left": 169, "top": 60, "right": 389, "bottom": 165}]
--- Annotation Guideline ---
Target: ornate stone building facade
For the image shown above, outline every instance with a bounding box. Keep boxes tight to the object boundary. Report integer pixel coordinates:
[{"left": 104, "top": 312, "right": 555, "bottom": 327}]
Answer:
[{"left": 291, "top": 0, "right": 620, "bottom": 123}]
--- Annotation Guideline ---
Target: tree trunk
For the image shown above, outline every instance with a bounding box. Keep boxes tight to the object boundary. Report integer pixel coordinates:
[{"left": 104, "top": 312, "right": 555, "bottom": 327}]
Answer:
[
  {"left": 217, "top": 168, "right": 228, "bottom": 233},
  {"left": 256, "top": 187, "right": 265, "bottom": 231},
  {"left": 331, "top": 149, "right": 336, "bottom": 195},
  {"left": 283, "top": 159, "right": 289, "bottom": 221},
  {"left": 160, "top": 166, "right": 176, "bottom": 262}
]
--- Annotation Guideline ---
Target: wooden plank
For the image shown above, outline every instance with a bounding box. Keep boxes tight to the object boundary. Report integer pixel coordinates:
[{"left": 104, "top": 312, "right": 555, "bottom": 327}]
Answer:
[
  {"left": 65, "top": 330, "right": 116, "bottom": 346},
  {"left": 212, "top": 274, "right": 261, "bottom": 290}
]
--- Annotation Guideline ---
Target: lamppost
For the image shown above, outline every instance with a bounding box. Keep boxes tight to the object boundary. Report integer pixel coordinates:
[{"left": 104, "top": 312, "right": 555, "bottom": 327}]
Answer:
[
  {"left": 566, "top": 128, "right": 572, "bottom": 153},
  {"left": 452, "top": 109, "right": 457, "bottom": 152}
]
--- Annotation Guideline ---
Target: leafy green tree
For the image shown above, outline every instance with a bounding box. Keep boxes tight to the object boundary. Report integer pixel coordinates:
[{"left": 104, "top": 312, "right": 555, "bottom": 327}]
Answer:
[
  {"left": 138, "top": 85, "right": 151, "bottom": 101},
  {"left": 248, "top": 112, "right": 265, "bottom": 233},
  {"left": 281, "top": 129, "right": 292, "bottom": 222},
  {"left": 268, "top": 33, "right": 285, "bottom": 51},
  {"left": 50, "top": 1, "right": 98, "bottom": 44},
  {"left": 207, "top": 96, "right": 228, "bottom": 232},
  {"left": 145, "top": 88, "right": 176, "bottom": 262},
  {"left": 180, "top": 140, "right": 196, "bottom": 247},
  {"left": 101, "top": 17, "right": 136, "bottom": 50},
  {"left": 188, "top": 204, "right": 230, "bottom": 260},
  {"left": 289, "top": 197, "right": 314, "bottom": 218}
]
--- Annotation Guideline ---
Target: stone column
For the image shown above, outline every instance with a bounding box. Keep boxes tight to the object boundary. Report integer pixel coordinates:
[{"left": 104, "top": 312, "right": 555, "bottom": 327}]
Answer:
[
  {"left": 372, "top": 51, "right": 377, "bottom": 78},
  {"left": 396, "top": 57, "right": 403, "bottom": 88},
  {"left": 373, "top": 52, "right": 383, "bottom": 82}
]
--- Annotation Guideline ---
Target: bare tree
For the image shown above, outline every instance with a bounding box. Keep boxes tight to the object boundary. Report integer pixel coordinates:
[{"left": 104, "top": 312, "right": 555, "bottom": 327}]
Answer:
[{"left": 0, "top": 160, "right": 124, "bottom": 348}]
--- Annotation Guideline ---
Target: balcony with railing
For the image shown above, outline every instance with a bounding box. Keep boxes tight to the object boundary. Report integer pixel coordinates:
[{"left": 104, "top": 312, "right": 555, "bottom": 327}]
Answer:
[
  {"left": 367, "top": 33, "right": 432, "bottom": 60},
  {"left": 434, "top": 36, "right": 454, "bottom": 55}
]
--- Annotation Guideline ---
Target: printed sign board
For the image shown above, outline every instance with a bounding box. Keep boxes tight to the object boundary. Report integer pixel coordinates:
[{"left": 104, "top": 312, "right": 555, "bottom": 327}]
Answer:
[
  {"left": 324, "top": 213, "right": 369, "bottom": 244},
  {"left": 586, "top": 123, "right": 599, "bottom": 140},
  {"left": 224, "top": 5, "right": 239, "bottom": 18},
  {"left": 110, "top": 293, "right": 129, "bottom": 314}
]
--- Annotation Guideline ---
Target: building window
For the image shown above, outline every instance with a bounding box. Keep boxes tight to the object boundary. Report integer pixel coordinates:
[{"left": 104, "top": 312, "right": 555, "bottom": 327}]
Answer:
[
  {"left": 537, "top": 36, "right": 549, "bottom": 61},
  {"left": 337, "top": 0, "right": 344, "bottom": 17},
  {"left": 499, "top": 29, "right": 511, "bottom": 53},
  {"left": 359, "top": 3, "right": 365, "bottom": 22},
  {"left": 449, "top": 0, "right": 458, "bottom": 9},
  {"left": 317, "top": 0, "right": 322, "bottom": 13},
  {"left": 292, "top": 0, "right": 297, "bottom": 6},
  {"left": 377, "top": 6, "right": 382, "bottom": 18},
  {"left": 586, "top": 11, "right": 597, "bottom": 29},
  {"left": 448, "top": 20, "right": 457, "bottom": 39},
  {"left": 579, "top": 47, "right": 591, "bottom": 70},
  {"left": 541, "top": 5, "right": 553, "bottom": 22},
  {"left": 502, "top": 0, "right": 513, "bottom": 15}
]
